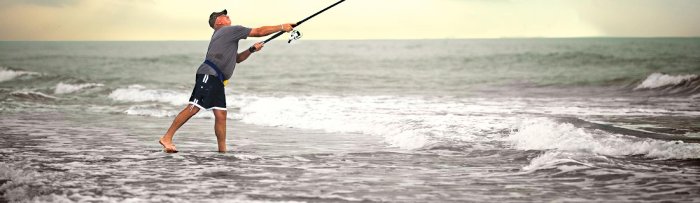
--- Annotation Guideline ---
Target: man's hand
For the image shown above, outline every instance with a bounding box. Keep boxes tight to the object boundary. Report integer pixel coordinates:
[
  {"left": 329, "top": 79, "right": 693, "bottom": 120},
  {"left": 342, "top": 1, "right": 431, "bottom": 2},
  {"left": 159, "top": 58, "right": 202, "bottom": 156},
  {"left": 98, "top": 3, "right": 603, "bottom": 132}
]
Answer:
[
  {"left": 281, "top": 23, "right": 296, "bottom": 32},
  {"left": 239, "top": 42, "right": 264, "bottom": 63},
  {"left": 251, "top": 42, "right": 264, "bottom": 52}
]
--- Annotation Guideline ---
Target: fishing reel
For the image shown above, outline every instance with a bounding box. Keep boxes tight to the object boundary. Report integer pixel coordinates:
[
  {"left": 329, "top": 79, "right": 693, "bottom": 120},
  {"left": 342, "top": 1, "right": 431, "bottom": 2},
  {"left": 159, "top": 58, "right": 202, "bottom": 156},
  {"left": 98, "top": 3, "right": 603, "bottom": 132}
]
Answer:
[{"left": 287, "top": 30, "right": 302, "bottom": 43}]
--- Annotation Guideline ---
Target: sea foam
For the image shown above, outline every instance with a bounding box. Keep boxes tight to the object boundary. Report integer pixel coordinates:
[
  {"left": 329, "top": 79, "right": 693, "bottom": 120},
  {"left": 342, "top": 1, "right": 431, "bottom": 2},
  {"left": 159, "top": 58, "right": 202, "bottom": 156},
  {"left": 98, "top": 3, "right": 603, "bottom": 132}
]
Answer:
[
  {"left": 106, "top": 86, "right": 698, "bottom": 151},
  {"left": 123, "top": 104, "right": 236, "bottom": 119},
  {"left": 54, "top": 82, "right": 103, "bottom": 94},
  {"left": 108, "top": 85, "right": 189, "bottom": 105},
  {"left": 124, "top": 105, "right": 177, "bottom": 117},
  {"left": 239, "top": 95, "right": 513, "bottom": 149},
  {"left": 507, "top": 118, "right": 700, "bottom": 159},
  {"left": 0, "top": 163, "right": 55, "bottom": 202}
]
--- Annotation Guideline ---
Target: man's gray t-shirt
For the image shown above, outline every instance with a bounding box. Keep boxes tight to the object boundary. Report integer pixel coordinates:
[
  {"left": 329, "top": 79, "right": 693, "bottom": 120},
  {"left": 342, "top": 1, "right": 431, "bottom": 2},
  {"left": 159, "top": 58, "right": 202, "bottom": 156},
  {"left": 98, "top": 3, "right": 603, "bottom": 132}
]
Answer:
[{"left": 196, "top": 25, "right": 252, "bottom": 80}]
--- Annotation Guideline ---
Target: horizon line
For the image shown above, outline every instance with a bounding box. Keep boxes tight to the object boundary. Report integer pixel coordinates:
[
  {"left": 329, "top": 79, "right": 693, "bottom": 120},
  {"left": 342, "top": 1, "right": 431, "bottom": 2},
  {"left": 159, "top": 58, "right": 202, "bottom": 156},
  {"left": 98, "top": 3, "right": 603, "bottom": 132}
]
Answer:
[{"left": 2, "top": 36, "right": 700, "bottom": 42}]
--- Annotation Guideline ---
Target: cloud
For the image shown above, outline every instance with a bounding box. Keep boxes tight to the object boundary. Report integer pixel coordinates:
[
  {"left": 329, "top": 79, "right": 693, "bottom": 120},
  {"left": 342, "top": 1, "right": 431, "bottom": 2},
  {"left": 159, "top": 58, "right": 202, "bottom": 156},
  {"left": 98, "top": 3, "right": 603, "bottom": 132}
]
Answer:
[
  {"left": 0, "top": 0, "right": 80, "bottom": 7},
  {"left": 573, "top": 0, "right": 700, "bottom": 37},
  {"left": 0, "top": 0, "right": 698, "bottom": 40}
]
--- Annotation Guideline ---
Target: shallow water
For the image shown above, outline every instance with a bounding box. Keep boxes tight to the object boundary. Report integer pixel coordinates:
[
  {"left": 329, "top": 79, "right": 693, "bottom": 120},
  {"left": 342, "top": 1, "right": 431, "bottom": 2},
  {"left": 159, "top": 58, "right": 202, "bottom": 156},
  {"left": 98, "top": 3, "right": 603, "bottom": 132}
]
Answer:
[
  {"left": 2, "top": 110, "right": 699, "bottom": 202},
  {"left": 1, "top": 39, "right": 700, "bottom": 202}
]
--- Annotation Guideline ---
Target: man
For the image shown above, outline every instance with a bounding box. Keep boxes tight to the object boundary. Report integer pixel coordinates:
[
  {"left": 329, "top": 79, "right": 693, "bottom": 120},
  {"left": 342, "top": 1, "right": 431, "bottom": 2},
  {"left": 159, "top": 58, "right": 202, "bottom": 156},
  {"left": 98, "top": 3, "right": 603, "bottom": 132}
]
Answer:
[{"left": 159, "top": 9, "right": 295, "bottom": 153}]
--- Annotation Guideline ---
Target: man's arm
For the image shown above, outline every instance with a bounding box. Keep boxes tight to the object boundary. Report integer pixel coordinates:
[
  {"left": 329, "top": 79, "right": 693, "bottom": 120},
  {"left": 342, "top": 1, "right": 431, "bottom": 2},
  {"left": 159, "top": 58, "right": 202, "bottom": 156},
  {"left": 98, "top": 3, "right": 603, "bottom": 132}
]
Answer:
[
  {"left": 237, "top": 42, "right": 264, "bottom": 63},
  {"left": 249, "top": 23, "right": 295, "bottom": 37}
]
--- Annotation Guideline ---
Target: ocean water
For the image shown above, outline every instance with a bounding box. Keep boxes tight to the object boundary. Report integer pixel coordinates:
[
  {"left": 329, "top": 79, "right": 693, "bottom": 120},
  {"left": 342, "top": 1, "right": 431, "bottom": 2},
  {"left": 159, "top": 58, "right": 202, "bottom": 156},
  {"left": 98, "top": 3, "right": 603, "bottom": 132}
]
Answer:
[{"left": 1, "top": 38, "right": 700, "bottom": 202}]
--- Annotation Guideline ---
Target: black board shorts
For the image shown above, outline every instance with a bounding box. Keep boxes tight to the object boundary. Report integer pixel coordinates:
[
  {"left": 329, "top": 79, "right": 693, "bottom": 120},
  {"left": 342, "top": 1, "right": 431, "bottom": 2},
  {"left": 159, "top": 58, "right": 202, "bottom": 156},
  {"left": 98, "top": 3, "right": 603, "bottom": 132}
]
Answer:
[{"left": 188, "top": 74, "right": 226, "bottom": 111}]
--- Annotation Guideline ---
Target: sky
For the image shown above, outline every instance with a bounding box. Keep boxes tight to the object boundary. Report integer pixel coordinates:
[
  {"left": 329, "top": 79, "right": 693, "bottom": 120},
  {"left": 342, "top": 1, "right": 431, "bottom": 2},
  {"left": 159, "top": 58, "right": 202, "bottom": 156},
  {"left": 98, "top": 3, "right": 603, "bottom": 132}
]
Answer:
[{"left": 0, "top": 0, "right": 699, "bottom": 41}]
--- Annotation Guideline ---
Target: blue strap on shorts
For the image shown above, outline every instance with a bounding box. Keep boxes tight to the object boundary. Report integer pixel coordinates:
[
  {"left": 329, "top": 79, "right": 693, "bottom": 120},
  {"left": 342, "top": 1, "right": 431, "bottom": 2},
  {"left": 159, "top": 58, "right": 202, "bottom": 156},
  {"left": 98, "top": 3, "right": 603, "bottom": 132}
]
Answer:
[{"left": 203, "top": 60, "right": 225, "bottom": 82}]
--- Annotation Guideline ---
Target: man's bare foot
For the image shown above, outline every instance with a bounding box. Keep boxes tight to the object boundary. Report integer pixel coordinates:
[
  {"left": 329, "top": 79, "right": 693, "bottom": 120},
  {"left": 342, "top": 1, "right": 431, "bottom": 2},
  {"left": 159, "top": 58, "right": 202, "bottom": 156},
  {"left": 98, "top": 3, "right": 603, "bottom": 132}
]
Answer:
[{"left": 159, "top": 138, "right": 178, "bottom": 153}]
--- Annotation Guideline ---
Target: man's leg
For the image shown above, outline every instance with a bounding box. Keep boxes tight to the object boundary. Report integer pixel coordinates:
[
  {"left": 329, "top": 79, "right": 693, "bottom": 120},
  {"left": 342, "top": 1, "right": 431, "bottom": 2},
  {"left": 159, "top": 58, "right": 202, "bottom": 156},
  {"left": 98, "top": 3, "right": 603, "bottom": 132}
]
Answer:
[
  {"left": 213, "top": 109, "right": 227, "bottom": 153},
  {"left": 160, "top": 104, "right": 200, "bottom": 152}
]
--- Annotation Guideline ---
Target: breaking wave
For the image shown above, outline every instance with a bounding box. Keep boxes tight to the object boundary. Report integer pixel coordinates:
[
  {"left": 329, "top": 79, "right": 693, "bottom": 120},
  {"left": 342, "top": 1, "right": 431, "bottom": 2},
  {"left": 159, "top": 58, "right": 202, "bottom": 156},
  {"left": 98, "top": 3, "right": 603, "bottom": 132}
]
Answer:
[
  {"left": 520, "top": 151, "right": 595, "bottom": 172},
  {"left": 634, "top": 73, "right": 700, "bottom": 96},
  {"left": 0, "top": 67, "right": 39, "bottom": 82},
  {"left": 636, "top": 73, "right": 698, "bottom": 89}
]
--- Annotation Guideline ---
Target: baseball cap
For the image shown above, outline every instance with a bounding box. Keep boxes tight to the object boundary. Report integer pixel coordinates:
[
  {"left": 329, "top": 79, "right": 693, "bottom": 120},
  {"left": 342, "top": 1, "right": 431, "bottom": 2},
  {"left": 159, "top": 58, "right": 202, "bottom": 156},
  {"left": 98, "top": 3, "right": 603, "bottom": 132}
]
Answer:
[{"left": 208, "top": 9, "right": 228, "bottom": 28}]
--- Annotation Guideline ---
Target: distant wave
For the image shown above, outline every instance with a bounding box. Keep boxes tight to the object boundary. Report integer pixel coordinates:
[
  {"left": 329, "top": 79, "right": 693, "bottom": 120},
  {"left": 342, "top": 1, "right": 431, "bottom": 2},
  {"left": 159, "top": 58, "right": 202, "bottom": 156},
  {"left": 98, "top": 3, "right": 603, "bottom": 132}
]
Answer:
[
  {"left": 10, "top": 91, "right": 58, "bottom": 100},
  {"left": 54, "top": 82, "right": 103, "bottom": 94},
  {"left": 0, "top": 66, "right": 39, "bottom": 82},
  {"left": 507, "top": 118, "right": 700, "bottom": 160},
  {"left": 634, "top": 73, "right": 700, "bottom": 96}
]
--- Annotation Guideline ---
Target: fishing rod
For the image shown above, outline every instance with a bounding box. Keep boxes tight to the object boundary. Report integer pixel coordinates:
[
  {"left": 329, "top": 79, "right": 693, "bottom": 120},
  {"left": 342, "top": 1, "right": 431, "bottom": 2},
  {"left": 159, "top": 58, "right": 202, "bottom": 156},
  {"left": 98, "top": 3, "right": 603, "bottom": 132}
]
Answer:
[{"left": 263, "top": 0, "right": 345, "bottom": 44}]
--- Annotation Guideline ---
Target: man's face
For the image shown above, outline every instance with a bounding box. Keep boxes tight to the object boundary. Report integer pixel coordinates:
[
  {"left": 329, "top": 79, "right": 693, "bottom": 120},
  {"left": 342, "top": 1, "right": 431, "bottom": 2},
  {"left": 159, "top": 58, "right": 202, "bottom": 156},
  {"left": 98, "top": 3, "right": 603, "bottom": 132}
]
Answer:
[{"left": 215, "top": 15, "right": 231, "bottom": 28}]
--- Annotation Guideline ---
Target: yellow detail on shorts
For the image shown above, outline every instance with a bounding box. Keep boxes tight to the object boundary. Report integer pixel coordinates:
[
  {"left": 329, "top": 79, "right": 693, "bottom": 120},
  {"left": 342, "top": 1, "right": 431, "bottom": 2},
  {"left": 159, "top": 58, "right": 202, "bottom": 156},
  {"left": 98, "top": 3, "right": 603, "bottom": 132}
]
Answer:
[{"left": 223, "top": 80, "right": 229, "bottom": 86}]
